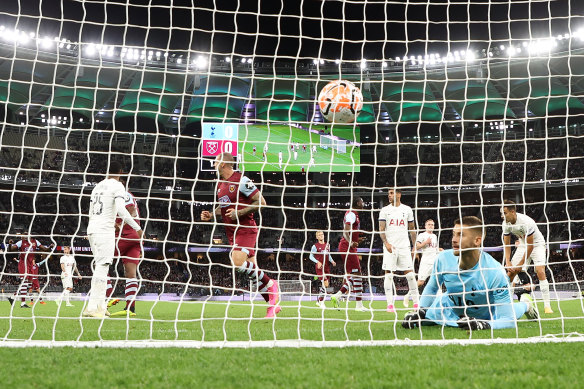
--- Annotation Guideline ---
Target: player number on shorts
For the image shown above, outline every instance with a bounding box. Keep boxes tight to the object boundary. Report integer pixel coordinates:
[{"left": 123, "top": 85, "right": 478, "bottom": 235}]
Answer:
[{"left": 92, "top": 193, "right": 104, "bottom": 215}]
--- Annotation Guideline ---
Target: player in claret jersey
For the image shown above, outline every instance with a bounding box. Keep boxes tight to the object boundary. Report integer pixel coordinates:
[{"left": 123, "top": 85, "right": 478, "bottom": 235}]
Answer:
[
  {"left": 7, "top": 235, "right": 54, "bottom": 308},
  {"left": 330, "top": 197, "right": 368, "bottom": 312},
  {"left": 109, "top": 189, "right": 142, "bottom": 317},
  {"left": 201, "top": 152, "right": 280, "bottom": 318},
  {"left": 308, "top": 230, "right": 336, "bottom": 308}
]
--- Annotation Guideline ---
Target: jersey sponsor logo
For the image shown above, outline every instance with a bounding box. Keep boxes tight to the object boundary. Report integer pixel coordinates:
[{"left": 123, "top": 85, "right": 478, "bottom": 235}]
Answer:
[
  {"left": 229, "top": 184, "right": 236, "bottom": 193},
  {"left": 218, "top": 195, "right": 231, "bottom": 207},
  {"left": 387, "top": 219, "right": 406, "bottom": 227}
]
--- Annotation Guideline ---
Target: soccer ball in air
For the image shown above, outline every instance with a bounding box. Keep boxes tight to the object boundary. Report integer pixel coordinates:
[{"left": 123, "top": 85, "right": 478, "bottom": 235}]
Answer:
[{"left": 317, "top": 80, "right": 363, "bottom": 123}]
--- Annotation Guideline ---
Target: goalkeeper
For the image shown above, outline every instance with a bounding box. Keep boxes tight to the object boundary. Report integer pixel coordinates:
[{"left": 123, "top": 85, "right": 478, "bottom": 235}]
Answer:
[{"left": 402, "top": 216, "right": 538, "bottom": 331}]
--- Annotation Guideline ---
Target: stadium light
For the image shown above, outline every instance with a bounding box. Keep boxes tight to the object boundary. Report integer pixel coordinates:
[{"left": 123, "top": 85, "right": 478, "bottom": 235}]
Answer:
[
  {"left": 86, "top": 43, "right": 96, "bottom": 56},
  {"left": 194, "top": 55, "right": 208, "bottom": 68},
  {"left": 40, "top": 37, "right": 52, "bottom": 49}
]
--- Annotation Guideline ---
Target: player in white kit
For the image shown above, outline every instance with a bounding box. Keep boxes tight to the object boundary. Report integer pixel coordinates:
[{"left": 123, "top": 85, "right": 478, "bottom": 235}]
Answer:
[
  {"left": 413, "top": 219, "right": 442, "bottom": 296},
  {"left": 278, "top": 151, "right": 283, "bottom": 169},
  {"left": 58, "top": 246, "right": 81, "bottom": 306},
  {"left": 85, "top": 161, "right": 143, "bottom": 318},
  {"left": 502, "top": 200, "right": 553, "bottom": 314},
  {"left": 378, "top": 188, "right": 418, "bottom": 313}
]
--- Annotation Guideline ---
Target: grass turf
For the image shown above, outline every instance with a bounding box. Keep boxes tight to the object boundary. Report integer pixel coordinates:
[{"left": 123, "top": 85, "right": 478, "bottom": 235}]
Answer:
[
  {"left": 0, "top": 298, "right": 582, "bottom": 342},
  {"left": 238, "top": 124, "right": 360, "bottom": 172},
  {"left": 0, "top": 342, "right": 582, "bottom": 388},
  {"left": 0, "top": 299, "right": 583, "bottom": 388}
]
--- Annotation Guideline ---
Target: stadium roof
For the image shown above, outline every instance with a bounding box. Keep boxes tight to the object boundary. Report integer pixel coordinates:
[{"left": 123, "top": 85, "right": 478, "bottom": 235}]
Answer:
[{"left": 1, "top": 43, "right": 584, "bottom": 131}]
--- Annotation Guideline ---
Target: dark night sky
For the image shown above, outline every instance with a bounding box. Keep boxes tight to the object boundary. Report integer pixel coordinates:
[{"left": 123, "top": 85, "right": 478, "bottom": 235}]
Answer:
[{"left": 0, "top": 0, "right": 582, "bottom": 60}]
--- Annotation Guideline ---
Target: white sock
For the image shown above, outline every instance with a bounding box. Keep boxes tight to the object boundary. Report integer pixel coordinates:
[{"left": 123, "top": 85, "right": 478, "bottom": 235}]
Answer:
[
  {"left": 356, "top": 300, "right": 363, "bottom": 309},
  {"left": 87, "top": 264, "right": 109, "bottom": 312},
  {"left": 405, "top": 272, "right": 419, "bottom": 305},
  {"left": 384, "top": 273, "right": 394, "bottom": 305},
  {"left": 64, "top": 289, "right": 71, "bottom": 304},
  {"left": 540, "top": 279, "right": 551, "bottom": 308}
]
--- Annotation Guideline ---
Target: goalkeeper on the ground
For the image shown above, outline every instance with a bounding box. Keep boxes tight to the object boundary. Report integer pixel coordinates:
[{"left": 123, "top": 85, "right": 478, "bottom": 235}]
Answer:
[{"left": 402, "top": 216, "right": 538, "bottom": 331}]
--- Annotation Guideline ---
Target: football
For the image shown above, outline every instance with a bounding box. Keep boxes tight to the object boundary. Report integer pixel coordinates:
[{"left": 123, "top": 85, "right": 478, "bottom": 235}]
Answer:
[{"left": 317, "top": 80, "right": 363, "bottom": 123}]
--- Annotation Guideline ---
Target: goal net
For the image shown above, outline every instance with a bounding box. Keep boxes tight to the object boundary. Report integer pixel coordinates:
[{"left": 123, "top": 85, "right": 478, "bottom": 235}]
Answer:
[{"left": 0, "top": 0, "right": 583, "bottom": 348}]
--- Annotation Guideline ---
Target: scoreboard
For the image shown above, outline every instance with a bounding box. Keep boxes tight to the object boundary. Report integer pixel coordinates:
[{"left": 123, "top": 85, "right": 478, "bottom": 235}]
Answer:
[{"left": 200, "top": 123, "right": 239, "bottom": 170}]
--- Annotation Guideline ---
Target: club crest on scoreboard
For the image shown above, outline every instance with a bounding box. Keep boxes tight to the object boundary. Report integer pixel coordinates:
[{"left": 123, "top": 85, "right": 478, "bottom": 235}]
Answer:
[{"left": 206, "top": 141, "right": 219, "bottom": 154}]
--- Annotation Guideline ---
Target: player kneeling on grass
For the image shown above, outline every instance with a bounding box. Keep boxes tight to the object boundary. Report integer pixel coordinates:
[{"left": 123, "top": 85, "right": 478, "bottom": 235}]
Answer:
[{"left": 402, "top": 216, "right": 538, "bottom": 331}]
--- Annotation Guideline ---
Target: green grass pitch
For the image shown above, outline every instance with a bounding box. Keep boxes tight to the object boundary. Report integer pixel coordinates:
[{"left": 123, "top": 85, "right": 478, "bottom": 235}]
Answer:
[
  {"left": 238, "top": 124, "right": 361, "bottom": 172},
  {"left": 0, "top": 299, "right": 582, "bottom": 387}
]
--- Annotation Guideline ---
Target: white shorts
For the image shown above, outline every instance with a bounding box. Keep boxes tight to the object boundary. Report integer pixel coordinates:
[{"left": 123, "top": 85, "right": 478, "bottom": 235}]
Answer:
[
  {"left": 88, "top": 233, "right": 115, "bottom": 266},
  {"left": 382, "top": 246, "right": 414, "bottom": 272},
  {"left": 512, "top": 245, "right": 546, "bottom": 271},
  {"left": 418, "top": 255, "right": 438, "bottom": 281},
  {"left": 62, "top": 275, "right": 73, "bottom": 289}
]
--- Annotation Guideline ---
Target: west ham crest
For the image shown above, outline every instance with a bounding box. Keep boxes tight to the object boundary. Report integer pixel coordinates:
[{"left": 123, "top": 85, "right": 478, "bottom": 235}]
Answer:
[{"left": 206, "top": 141, "right": 219, "bottom": 154}]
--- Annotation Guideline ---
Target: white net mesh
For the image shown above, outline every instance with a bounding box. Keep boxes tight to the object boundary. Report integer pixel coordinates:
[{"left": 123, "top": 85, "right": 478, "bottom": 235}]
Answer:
[{"left": 0, "top": 0, "right": 583, "bottom": 347}]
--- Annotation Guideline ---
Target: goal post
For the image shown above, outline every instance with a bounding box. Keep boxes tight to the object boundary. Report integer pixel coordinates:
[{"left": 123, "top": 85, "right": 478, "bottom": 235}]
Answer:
[
  {"left": 0, "top": 1, "right": 583, "bottom": 349},
  {"left": 320, "top": 135, "right": 347, "bottom": 154}
]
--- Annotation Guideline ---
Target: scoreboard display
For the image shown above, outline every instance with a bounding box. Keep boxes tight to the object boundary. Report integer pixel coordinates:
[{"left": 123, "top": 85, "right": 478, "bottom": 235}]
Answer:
[{"left": 200, "top": 123, "right": 239, "bottom": 171}]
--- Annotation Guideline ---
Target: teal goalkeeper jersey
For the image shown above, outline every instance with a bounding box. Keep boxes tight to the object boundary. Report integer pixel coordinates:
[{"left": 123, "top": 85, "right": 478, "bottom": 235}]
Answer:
[{"left": 420, "top": 249, "right": 523, "bottom": 329}]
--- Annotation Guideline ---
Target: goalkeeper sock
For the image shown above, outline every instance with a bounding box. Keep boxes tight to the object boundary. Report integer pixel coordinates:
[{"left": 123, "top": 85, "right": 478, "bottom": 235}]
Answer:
[
  {"left": 384, "top": 273, "right": 394, "bottom": 305},
  {"left": 125, "top": 278, "right": 139, "bottom": 312},
  {"left": 540, "top": 279, "right": 551, "bottom": 308},
  {"left": 405, "top": 272, "right": 419, "bottom": 305}
]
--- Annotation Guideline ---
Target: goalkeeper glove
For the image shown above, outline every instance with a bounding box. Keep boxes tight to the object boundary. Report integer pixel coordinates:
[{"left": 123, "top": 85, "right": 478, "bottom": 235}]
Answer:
[
  {"left": 402, "top": 309, "right": 426, "bottom": 329},
  {"left": 457, "top": 316, "right": 491, "bottom": 331}
]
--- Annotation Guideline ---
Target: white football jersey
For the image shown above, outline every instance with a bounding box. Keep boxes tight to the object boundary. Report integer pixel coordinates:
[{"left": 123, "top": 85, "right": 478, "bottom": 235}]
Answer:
[
  {"left": 60, "top": 254, "right": 76, "bottom": 275},
  {"left": 416, "top": 232, "right": 439, "bottom": 258},
  {"left": 503, "top": 212, "right": 546, "bottom": 246},
  {"left": 379, "top": 203, "right": 414, "bottom": 249},
  {"left": 87, "top": 178, "right": 127, "bottom": 234}
]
